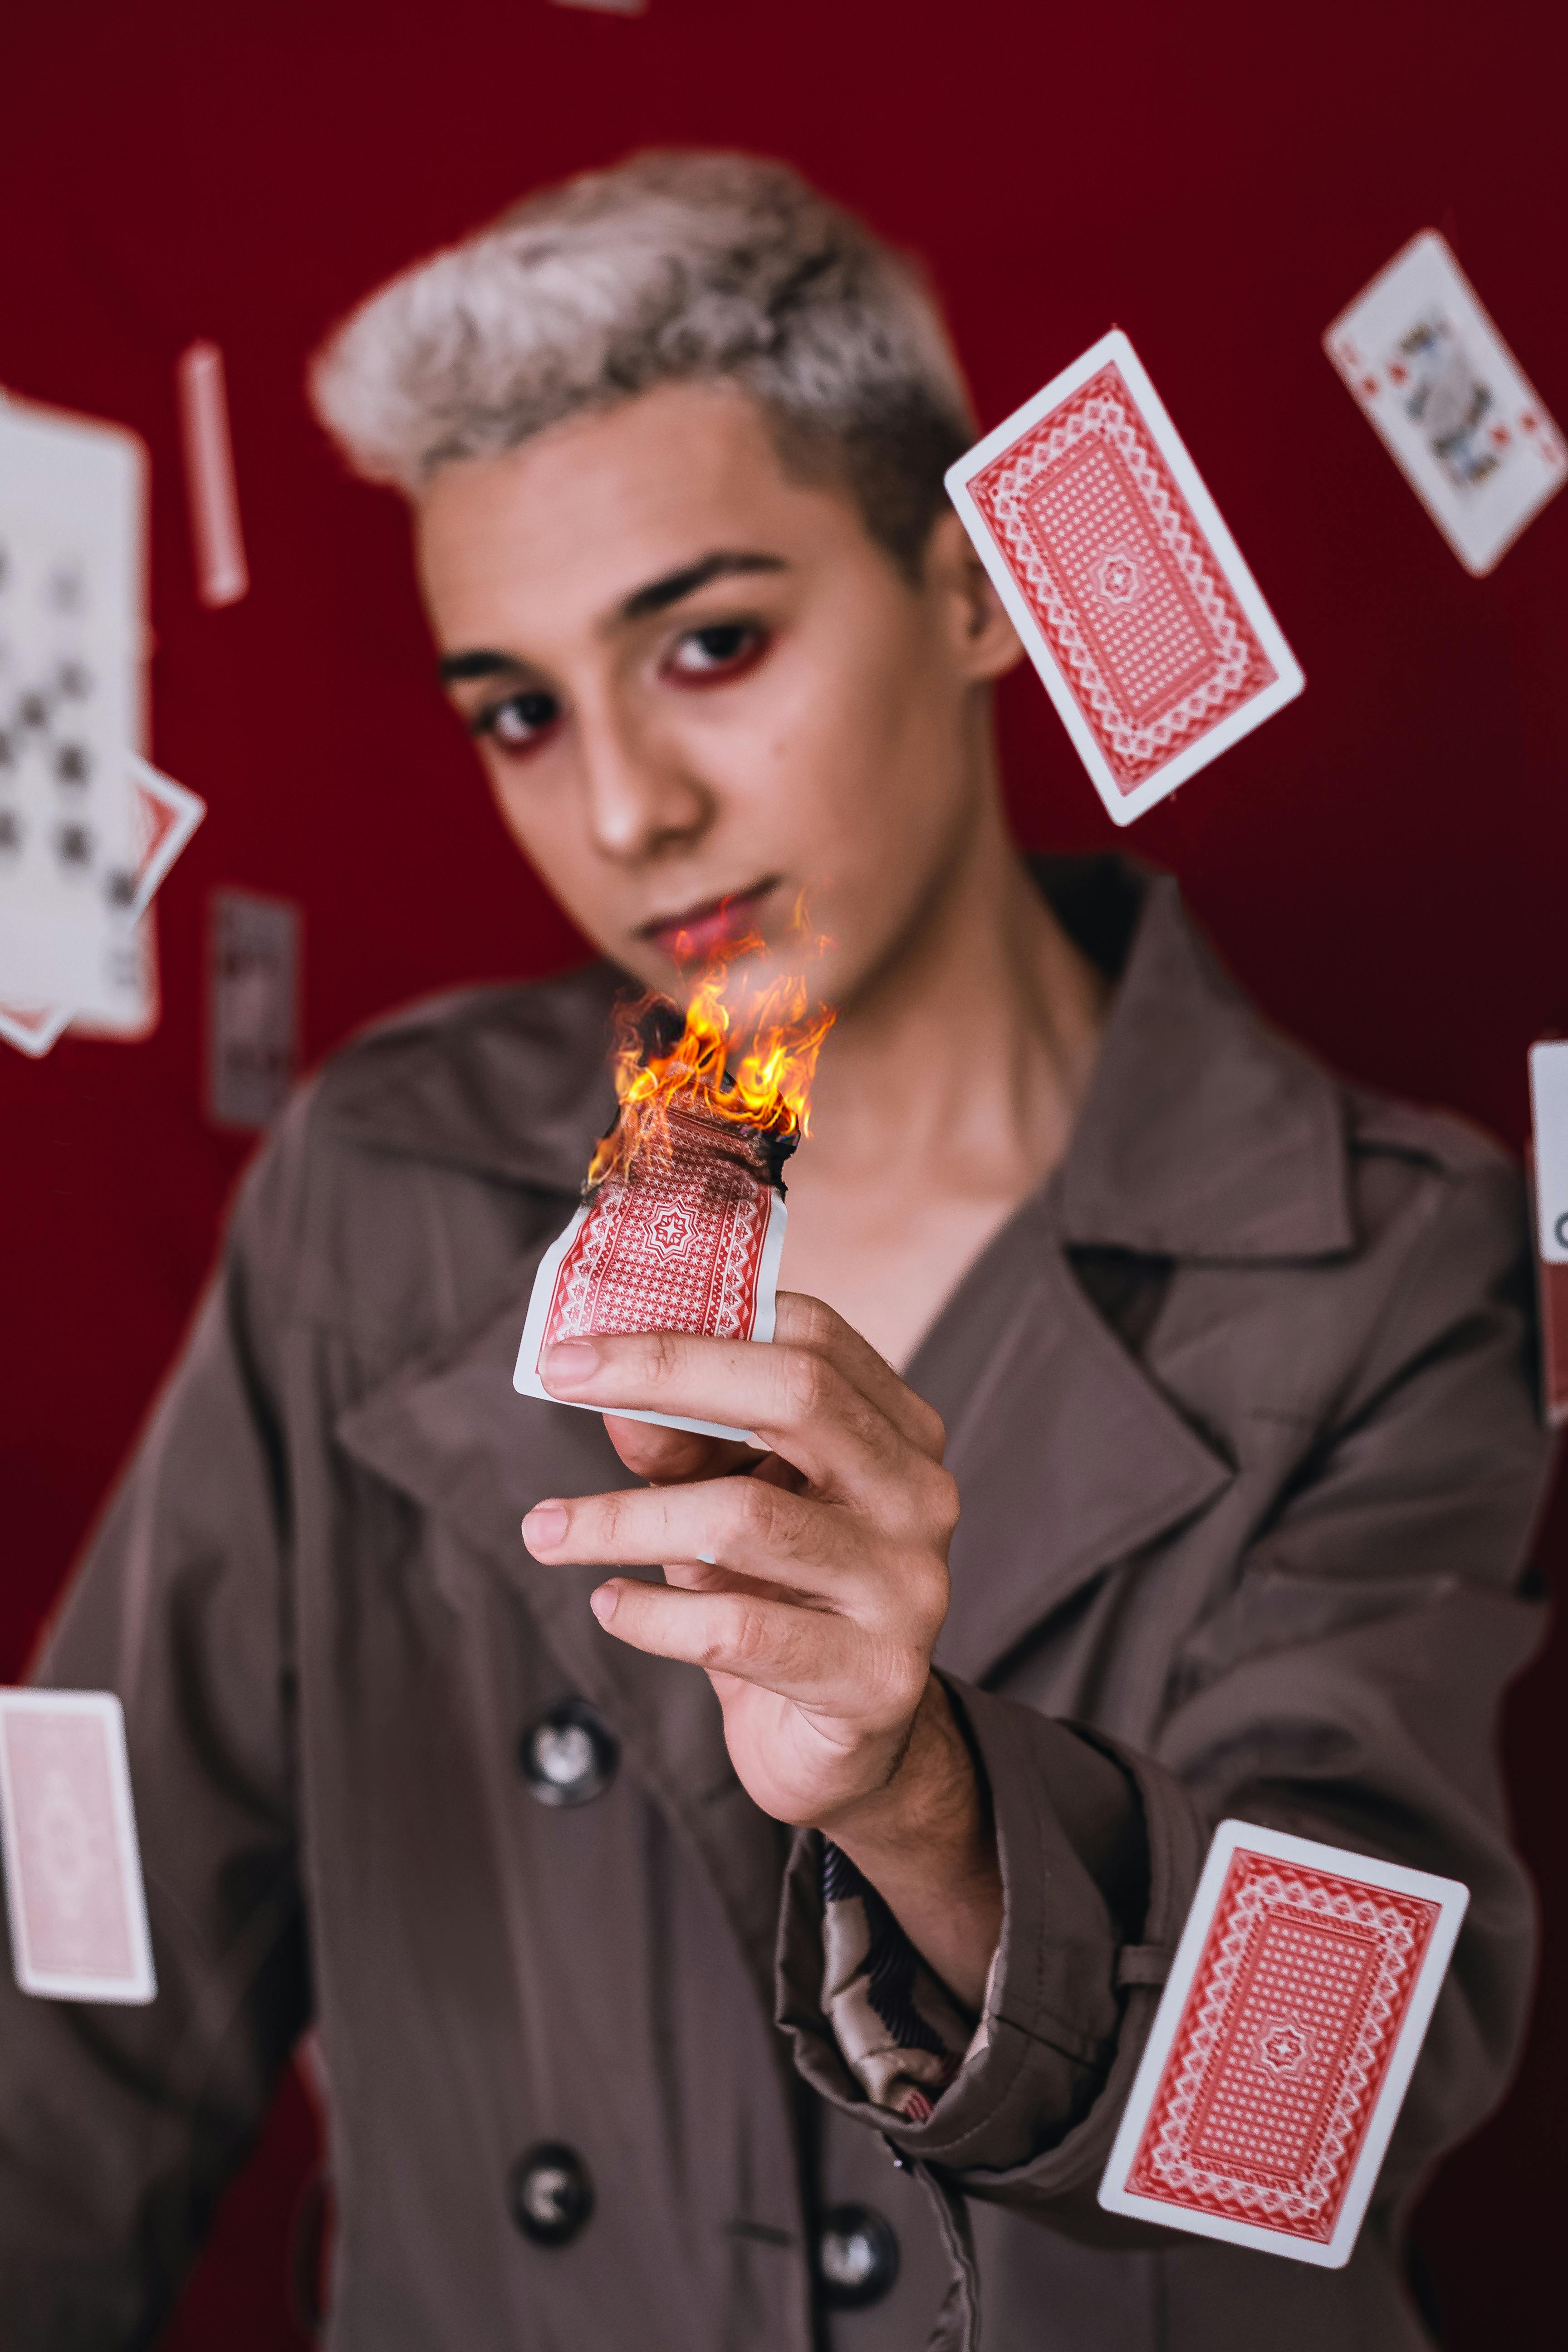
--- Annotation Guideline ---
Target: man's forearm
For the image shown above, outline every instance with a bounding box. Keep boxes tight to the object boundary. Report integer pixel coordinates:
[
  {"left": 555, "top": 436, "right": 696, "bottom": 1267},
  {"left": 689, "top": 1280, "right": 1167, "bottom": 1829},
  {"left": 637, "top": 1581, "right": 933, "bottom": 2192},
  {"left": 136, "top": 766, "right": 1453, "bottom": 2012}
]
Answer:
[{"left": 821, "top": 1676, "right": 1002, "bottom": 2013}]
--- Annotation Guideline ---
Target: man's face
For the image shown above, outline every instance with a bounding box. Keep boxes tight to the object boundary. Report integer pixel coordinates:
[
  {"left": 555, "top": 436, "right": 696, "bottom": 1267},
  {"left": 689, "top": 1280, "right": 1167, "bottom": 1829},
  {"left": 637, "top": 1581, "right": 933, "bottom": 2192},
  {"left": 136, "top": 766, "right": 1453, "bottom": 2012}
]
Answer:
[{"left": 417, "top": 381, "right": 1020, "bottom": 1016}]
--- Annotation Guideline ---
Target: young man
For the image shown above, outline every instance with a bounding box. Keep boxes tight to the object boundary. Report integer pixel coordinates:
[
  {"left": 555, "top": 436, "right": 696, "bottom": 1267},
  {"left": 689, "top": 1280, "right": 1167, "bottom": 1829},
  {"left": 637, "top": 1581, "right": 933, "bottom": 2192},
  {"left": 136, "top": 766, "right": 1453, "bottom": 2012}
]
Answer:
[{"left": 0, "top": 152, "right": 1551, "bottom": 2351}]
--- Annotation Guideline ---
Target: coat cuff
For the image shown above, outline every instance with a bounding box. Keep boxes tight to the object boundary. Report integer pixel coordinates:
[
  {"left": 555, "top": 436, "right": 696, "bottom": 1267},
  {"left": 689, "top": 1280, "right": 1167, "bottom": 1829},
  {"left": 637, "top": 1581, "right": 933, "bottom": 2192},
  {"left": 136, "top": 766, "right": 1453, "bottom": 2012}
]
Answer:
[{"left": 776, "top": 1677, "right": 1208, "bottom": 2188}]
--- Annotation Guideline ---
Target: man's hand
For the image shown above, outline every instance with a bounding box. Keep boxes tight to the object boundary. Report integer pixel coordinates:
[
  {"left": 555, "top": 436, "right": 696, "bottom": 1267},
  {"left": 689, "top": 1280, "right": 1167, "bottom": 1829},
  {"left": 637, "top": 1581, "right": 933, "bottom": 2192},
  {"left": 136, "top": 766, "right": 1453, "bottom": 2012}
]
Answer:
[{"left": 520, "top": 1293, "right": 1001, "bottom": 2009}]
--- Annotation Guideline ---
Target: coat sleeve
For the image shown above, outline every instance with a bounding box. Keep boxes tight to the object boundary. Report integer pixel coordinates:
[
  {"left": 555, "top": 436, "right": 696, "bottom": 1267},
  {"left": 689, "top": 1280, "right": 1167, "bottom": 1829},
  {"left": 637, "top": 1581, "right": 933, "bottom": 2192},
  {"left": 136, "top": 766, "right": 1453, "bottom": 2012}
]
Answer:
[
  {"left": 776, "top": 1149, "right": 1555, "bottom": 2238},
  {"left": 0, "top": 1125, "right": 312, "bottom": 2349}
]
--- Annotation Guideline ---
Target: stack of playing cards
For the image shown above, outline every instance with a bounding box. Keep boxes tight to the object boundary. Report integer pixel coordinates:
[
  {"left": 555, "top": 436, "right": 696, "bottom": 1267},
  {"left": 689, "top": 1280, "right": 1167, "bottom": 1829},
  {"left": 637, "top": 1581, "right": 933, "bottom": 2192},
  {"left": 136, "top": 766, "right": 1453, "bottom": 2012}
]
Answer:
[
  {"left": 1528, "top": 1042, "right": 1568, "bottom": 1428},
  {"left": 0, "top": 1688, "right": 157, "bottom": 2005},
  {"left": 1325, "top": 232, "right": 1565, "bottom": 577},
  {"left": 1100, "top": 1821, "right": 1466, "bottom": 2264},
  {"left": 515, "top": 1093, "right": 789, "bottom": 1442},
  {"left": 946, "top": 330, "right": 1304, "bottom": 825}
]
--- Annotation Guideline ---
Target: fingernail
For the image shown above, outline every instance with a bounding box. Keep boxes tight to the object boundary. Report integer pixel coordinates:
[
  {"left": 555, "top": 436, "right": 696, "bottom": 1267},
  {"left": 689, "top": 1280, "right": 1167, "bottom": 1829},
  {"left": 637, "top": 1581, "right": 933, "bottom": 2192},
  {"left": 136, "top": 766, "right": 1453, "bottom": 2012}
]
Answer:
[
  {"left": 544, "top": 1338, "right": 600, "bottom": 1390},
  {"left": 522, "top": 1502, "right": 568, "bottom": 1551},
  {"left": 589, "top": 1583, "right": 619, "bottom": 1625}
]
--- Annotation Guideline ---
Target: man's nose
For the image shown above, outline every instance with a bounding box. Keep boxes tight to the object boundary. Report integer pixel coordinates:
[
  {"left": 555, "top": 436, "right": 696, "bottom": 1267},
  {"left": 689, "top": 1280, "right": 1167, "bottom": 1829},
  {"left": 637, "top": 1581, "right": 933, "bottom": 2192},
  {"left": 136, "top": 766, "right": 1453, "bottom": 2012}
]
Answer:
[{"left": 577, "top": 706, "right": 713, "bottom": 865}]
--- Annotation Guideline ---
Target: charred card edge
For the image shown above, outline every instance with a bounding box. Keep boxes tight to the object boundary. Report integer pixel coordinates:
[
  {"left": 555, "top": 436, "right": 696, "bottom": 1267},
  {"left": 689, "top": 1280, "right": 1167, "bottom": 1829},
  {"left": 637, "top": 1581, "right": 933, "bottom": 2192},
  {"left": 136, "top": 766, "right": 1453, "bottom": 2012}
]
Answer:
[
  {"left": 1096, "top": 1817, "right": 1467, "bottom": 2266},
  {"left": 945, "top": 328, "right": 1305, "bottom": 827},
  {"left": 0, "top": 1688, "right": 159, "bottom": 2006},
  {"left": 513, "top": 1189, "right": 789, "bottom": 1445}
]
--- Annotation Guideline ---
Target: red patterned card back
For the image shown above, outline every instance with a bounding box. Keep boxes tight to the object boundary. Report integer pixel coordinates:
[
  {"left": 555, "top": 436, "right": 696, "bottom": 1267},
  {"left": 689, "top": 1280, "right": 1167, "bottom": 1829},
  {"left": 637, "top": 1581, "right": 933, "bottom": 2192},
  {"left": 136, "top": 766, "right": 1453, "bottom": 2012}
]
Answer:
[
  {"left": 1124, "top": 1849, "right": 1439, "bottom": 2244},
  {"left": 966, "top": 364, "right": 1276, "bottom": 791},
  {"left": 539, "top": 1104, "right": 774, "bottom": 1351}
]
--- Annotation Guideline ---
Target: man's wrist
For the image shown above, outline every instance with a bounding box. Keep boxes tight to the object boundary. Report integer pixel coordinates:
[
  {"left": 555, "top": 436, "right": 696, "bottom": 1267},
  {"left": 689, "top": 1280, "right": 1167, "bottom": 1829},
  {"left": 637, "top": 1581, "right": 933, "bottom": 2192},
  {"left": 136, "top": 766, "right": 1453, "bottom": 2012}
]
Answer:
[{"left": 817, "top": 1678, "right": 1002, "bottom": 2011}]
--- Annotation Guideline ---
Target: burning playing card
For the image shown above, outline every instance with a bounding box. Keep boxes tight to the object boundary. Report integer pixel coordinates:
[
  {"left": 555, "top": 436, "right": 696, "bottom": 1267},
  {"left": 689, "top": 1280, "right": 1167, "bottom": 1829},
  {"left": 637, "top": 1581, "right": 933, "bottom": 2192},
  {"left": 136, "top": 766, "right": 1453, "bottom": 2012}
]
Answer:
[
  {"left": 515, "top": 939, "right": 832, "bottom": 1443},
  {"left": 1098, "top": 1820, "right": 1466, "bottom": 2265},
  {"left": 946, "top": 330, "right": 1304, "bottom": 824}
]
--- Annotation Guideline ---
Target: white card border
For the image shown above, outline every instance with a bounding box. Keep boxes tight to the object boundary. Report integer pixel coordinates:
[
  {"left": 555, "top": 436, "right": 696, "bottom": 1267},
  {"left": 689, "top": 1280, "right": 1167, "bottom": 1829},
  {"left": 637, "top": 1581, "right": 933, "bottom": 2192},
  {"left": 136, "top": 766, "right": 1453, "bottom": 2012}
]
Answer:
[
  {"left": 0, "top": 1688, "right": 158, "bottom": 2005},
  {"left": 1528, "top": 1040, "right": 1568, "bottom": 1264},
  {"left": 1323, "top": 230, "right": 1567, "bottom": 578},
  {"left": 1097, "top": 1818, "right": 1468, "bottom": 2266},
  {"left": 945, "top": 329, "right": 1305, "bottom": 826},
  {"left": 513, "top": 1188, "right": 787, "bottom": 1443}
]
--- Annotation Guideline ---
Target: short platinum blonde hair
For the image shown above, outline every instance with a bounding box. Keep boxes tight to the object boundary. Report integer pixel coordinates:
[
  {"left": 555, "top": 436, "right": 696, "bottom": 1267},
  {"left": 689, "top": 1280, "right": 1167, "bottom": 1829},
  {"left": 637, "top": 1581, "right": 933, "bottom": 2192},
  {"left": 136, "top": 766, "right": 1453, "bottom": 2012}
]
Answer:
[{"left": 309, "top": 149, "right": 976, "bottom": 577}]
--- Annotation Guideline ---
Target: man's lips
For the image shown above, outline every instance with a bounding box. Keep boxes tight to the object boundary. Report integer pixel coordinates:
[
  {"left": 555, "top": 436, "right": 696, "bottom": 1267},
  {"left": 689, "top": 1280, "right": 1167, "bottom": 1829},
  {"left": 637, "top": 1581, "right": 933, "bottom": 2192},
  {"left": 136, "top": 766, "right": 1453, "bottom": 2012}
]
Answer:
[{"left": 637, "top": 877, "right": 780, "bottom": 961}]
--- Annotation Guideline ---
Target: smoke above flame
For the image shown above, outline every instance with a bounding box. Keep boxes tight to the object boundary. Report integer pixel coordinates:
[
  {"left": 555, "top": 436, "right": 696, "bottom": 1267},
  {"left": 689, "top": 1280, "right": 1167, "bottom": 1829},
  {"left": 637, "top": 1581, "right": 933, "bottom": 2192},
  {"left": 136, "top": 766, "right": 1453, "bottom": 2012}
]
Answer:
[{"left": 588, "top": 896, "right": 836, "bottom": 1191}]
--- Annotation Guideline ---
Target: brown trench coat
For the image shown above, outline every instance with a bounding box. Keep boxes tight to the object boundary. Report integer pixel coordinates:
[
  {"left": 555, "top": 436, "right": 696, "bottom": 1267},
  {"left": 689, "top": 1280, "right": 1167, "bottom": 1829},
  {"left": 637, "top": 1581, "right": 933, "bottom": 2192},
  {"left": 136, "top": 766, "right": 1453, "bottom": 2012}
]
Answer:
[{"left": 0, "top": 859, "right": 1553, "bottom": 2352}]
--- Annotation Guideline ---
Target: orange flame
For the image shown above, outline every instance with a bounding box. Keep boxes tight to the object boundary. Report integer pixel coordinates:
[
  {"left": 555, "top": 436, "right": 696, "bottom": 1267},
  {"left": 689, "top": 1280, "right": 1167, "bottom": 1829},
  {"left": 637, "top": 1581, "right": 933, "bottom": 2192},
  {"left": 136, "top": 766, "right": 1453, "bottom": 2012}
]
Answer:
[{"left": 587, "top": 901, "right": 836, "bottom": 1192}]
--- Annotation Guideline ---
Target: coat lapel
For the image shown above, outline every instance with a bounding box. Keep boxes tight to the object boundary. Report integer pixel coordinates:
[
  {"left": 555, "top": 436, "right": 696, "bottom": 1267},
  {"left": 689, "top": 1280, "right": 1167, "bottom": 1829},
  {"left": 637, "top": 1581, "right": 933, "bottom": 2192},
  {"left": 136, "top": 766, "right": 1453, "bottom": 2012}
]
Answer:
[
  {"left": 912, "top": 1185, "right": 1235, "bottom": 1687},
  {"left": 334, "top": 1260, "right": 787, "bottom": 2007}
]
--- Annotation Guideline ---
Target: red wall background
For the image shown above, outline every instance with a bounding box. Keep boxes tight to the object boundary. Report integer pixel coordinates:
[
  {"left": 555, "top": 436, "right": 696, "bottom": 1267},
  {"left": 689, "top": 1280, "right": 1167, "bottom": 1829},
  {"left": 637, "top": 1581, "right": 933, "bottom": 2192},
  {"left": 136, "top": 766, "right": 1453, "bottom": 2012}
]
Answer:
[{"left": 3, "top": 1, "right": 1565, "bottom": 2342}]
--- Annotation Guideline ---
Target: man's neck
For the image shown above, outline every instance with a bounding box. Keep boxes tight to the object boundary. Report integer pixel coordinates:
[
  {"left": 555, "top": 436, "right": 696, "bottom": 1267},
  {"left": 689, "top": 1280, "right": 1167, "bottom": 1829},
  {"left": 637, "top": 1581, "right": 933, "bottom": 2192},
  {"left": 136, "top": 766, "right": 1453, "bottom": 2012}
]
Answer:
[{"left": 802, "top": 795, "right": 1109, "bottom": 1205}]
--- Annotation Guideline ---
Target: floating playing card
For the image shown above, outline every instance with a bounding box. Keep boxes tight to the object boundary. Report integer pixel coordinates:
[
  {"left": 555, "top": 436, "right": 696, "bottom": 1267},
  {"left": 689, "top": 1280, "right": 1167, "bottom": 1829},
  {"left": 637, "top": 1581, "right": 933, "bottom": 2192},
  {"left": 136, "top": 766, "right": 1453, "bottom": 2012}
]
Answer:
[
  {"left": 946, "top": 331, "right": 1304, "bottom": 825},
  {"left": 0, "top": 755, "right": 204, "bottom": 1055},
  {"left": 0, "top": 1689, "right": 157, "bottom": 2004},
  {"left": 1528, "top": 1041, "right": 1568, "bottom": 1264},
  {"left": 176, "top": 342, "right": 249, "bottom": 609},
  {"left": 0, "top": 392, "right": 146, "bottom": 1017},
  {"left": 1527, "top": 1043, "right": 1568, "bottom": 1427},
  {"left": 515, "top": 1098, "right": 788, "bottom": 1442},
  {"left": 1325, "top": 233, "right": 1566, "bottom": 577},
  {"left": 1099, "top": 1821, "right": 1465, "bottom": 2263},
  {"left": 206, "top": 886, "right": 301, "bottom": 1127}
]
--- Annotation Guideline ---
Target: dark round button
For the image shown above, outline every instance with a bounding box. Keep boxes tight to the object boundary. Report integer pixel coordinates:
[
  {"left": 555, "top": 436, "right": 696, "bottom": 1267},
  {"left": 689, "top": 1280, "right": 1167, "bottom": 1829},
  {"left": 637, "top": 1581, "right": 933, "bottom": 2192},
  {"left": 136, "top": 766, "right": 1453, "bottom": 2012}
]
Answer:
[
  {"left": 817, "top": 2204, "right": 899, "bottom": 2310},
  {"left": 519, "top": 1698, "right": 618, "bottom": 1808},
  {"left": 508, "top": 2142, "right": 593, "bottom": 2247}
]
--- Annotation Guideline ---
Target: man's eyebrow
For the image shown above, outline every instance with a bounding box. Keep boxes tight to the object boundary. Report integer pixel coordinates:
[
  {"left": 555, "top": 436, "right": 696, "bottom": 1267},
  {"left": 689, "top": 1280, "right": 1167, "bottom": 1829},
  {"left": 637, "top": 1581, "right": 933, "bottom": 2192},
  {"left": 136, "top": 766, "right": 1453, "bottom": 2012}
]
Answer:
[
  {"left": 437, "top": 648, "right": 523, "bottom": 686},
  {"left": 618, "top": 549, "right": 787, "bottom": 622},
  {"left": 435, "top": 553, "right": 787, "bottom": 685}
]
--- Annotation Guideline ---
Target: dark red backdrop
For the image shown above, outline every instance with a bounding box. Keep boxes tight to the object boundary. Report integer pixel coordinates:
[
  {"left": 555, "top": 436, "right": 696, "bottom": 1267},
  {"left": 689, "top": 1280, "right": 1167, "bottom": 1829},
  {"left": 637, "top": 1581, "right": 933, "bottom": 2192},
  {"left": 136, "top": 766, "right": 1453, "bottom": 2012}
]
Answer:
[{"left": 3, "top": 2, "right": 1564, "bottom": 2342}]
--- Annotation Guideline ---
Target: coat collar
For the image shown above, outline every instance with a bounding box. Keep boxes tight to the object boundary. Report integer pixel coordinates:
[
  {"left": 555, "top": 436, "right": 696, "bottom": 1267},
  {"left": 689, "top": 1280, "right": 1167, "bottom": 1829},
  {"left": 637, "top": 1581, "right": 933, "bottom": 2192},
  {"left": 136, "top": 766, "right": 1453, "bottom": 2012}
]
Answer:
[{"left": 1047, "top": 864, "right": 1354, "bottom": 1261}]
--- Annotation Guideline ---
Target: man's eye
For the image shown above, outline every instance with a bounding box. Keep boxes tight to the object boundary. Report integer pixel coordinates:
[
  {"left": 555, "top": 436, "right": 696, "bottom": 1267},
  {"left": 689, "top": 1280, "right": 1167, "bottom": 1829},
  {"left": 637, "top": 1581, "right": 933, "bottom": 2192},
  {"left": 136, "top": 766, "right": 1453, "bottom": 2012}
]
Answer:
[
  {"left": 473, "top": 690, "right": 560, "bottom": 750},
  {"left": 663, "top": 622, "right": 767, "bottom": 684}
]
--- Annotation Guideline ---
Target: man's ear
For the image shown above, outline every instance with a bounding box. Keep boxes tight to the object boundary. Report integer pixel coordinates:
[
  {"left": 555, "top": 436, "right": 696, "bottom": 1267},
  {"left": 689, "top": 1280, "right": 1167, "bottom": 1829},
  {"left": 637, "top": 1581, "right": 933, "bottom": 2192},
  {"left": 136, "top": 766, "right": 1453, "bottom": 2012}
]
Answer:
[{"left": 924, "top": 508, "right": 1025, "bottom": 682}]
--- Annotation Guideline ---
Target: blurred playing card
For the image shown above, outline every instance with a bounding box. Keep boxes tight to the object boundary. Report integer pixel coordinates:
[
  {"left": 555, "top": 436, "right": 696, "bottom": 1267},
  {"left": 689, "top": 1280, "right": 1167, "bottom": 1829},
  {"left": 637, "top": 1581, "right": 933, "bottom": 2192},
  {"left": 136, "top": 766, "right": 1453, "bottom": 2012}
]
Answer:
[
  {"left": 515, "top": 1102, "right": 786, "bottom": 1441},
  {"left": 0, "top": 755, "right": 203, "bottom": 1055},
  {"left": 176, "top": 341, "right": 249, "bottom": 609},
  {"left": 0, "top": 1000, "right": 72, "bottom": 1057},
  {"left": 946, "top": 331, "right": 1303, "bottom": 825},
  {"left": 1528, "top": 1040, "right": 1568, "bottom": 1263},
  {"left": 1325, "top": 233, "right": 1566, "bottom": 577},
  {"left": 1099, "top": 1820, "right": 1465, "bottom": 2264},
  {"left": 0, "top": 1689, "right": 157, "bottom": 2004},
  {"left": 207, "top": 886, "right": 300, "bottom": 1127},
  {"left": 0, "top": 393, "right": 146, "bottom": 1016},
  {"left": 1527, "top": 1043, "right": 1568, "bottom": 1427}
]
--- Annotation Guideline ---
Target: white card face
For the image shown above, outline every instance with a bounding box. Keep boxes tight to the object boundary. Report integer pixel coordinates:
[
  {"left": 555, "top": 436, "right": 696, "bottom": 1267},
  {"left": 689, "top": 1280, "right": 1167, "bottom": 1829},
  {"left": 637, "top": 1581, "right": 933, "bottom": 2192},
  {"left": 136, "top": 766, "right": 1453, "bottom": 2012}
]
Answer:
[
  {"left": 0, "top": 754, "right": 202, "bottom": 1052},
  {"left": 946, "top": 329, "right": 1304, "bottom": 826},
  {"left": 0, "top": 396, "right": 147, "bottom": 1016},
  {"left": 1529, "top": 1041, "right": 1568, "bottom": 1264},
  {"left": 1098, "top": 1820, "right": 1466, "bottom": 2265},
  {"left": 1324, "top": 232, "right": 1566, "bottom": 576},
  {"left": 0, "top": 1689, "right": 157, "bottom": 2004}
]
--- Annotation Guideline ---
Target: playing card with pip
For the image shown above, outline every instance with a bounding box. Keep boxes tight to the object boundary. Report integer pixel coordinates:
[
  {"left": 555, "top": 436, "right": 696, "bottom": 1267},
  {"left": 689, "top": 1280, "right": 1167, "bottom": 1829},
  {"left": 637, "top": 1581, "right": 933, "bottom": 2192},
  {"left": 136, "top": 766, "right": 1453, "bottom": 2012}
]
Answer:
[
  {"left": 0, "top": 393, "right": 147, "bottom": 1018},
  {"left": 1325, "top": 232, "right": 1566, "bottom": 576},
  {"left": 0, "top": 1689, "right": 157, "bottom": 2005},
  {"left": 1099, "top": 1820, "right": 1466, "bottom": 2264},
  {"left": 946, "top": 330, "right": 1304, "bottom": 824}
]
